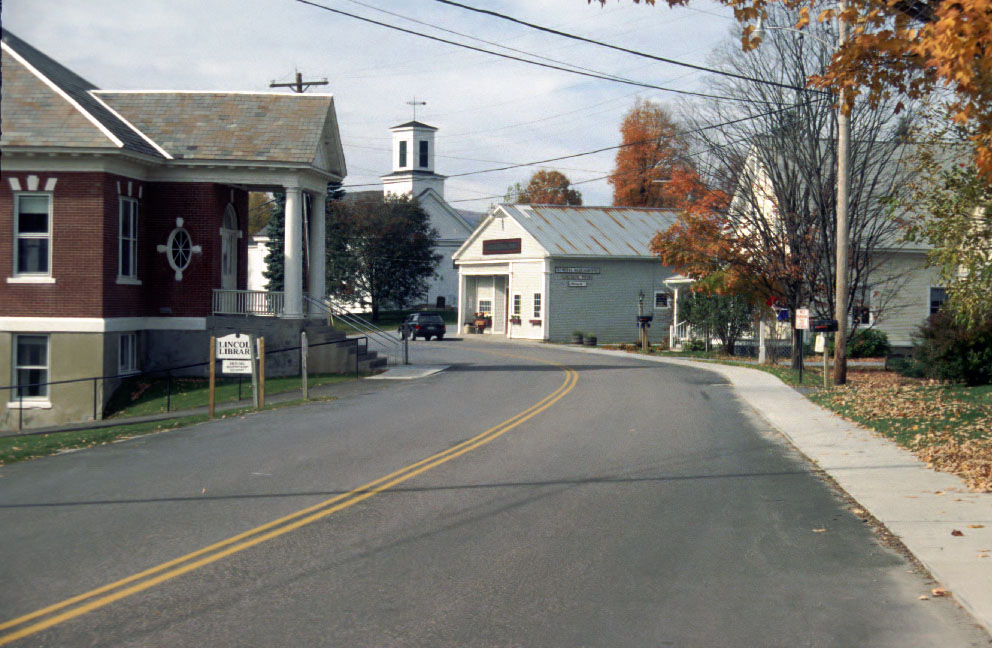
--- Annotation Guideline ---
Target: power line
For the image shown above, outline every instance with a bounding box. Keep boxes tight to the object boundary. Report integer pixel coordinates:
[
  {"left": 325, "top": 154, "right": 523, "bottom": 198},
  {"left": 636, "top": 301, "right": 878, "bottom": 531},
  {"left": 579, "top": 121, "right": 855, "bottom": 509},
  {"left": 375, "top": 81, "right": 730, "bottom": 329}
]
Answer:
[
  {"left": 338, "top": 0, "right": 647, "bottom": 87},
  {"left": 293, "top": 0, "right": 787, "bottom": 104},
  {"left": 434, "top": 0, "right": 825, "bottom": 95},
  {"left": 342, "top": 97, "right": 829, "bottom": 189}
]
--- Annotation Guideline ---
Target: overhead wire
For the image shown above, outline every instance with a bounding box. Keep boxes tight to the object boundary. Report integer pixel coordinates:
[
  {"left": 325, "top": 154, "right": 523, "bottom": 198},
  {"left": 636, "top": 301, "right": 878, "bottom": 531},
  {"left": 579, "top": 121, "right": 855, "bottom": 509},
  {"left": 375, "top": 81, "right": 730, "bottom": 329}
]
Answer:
[
  {"left": 293, "top": 0, "right": 794, "bottom": 104},
  {"left": 433, "top": 0, "right": 825, "bottom": 94},
  {"left": 342, "top": 96, "right": 830, "bottom": 190}
]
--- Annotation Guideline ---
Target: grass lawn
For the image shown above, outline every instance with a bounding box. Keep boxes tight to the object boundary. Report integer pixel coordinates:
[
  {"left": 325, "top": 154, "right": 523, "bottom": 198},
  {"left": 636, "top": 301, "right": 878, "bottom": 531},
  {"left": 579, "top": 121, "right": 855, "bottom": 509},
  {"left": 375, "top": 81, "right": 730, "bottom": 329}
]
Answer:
[
  {"left": 0, "top": 396, "right": 335, "bottom": 466},
  {"left": 810, "top": 374, "right": 992, "bottom": 491},
  {"left": 104, "top": 372, "right": 359, "bottom": 418}
]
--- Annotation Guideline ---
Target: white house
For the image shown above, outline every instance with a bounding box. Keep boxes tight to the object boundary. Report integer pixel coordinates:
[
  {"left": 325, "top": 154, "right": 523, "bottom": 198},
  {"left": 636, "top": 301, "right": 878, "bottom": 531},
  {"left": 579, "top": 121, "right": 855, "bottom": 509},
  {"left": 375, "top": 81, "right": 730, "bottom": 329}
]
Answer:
[
  {"left": 453, "top": 204, "right": 680, "bottom": 343},
  {"left": 381, "top": 120, "right": 475, "bottom": 309},
  {"left": 730, "top": 142, "right": 953, "bottom": 351}
]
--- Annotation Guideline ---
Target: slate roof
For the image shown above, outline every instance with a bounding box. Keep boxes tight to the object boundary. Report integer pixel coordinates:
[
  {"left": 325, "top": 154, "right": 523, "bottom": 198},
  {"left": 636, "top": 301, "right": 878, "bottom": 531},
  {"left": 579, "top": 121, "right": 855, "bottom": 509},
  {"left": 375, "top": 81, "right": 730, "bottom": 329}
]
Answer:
[
  {"left": 0, "top": 29, "right": 162, "bottom": 156},
  {"left": 496, "top": 204, "right": 678, "bottom": 257},
  {"left": 96, "top": 91, "right": 336, "bottom": 163},
  {"left": 1, "top": 28, "right": 344, "bottom": 171}
]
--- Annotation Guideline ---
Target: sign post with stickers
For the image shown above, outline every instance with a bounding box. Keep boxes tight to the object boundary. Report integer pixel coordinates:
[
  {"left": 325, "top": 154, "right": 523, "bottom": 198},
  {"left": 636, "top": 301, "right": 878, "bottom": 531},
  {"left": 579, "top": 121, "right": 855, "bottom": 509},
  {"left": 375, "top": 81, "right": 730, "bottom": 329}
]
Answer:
[
  {"left": 210, "top": 333, "right": 259, "bottom": 416},
  {"left": 795, "top": 308, "right": 810, "bottom": 384}
]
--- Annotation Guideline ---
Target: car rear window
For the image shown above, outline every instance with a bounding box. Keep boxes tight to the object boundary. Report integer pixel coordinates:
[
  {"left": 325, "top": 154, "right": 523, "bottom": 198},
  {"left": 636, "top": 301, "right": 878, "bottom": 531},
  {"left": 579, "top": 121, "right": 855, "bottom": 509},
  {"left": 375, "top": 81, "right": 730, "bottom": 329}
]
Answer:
[{"left": 419, "top": 315, "right": 443, "bottom": 323}]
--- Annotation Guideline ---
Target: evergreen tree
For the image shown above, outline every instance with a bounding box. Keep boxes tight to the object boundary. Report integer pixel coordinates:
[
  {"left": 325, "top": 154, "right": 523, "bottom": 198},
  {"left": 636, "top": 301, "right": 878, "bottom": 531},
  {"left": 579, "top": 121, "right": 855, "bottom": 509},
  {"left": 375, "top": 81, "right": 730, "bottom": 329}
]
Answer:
[{"left": 262, "top": 193, "right": 286, "bottom": 291}]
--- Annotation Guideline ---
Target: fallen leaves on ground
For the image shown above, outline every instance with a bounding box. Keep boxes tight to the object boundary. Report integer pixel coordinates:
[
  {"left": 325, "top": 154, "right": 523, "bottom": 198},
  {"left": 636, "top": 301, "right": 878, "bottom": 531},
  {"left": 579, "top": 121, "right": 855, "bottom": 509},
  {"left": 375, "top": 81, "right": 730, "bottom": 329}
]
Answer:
[{"left": 813, "top": 371, "right": 992, "bottom": 492}]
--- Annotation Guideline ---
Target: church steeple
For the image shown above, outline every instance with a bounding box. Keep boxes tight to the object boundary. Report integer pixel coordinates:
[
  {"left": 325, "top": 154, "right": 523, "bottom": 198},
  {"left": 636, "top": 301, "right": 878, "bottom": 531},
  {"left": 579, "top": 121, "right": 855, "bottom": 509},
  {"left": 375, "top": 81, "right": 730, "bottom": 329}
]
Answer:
[{"left": 382, "top": 120, "right": 446, "bottom": 198}]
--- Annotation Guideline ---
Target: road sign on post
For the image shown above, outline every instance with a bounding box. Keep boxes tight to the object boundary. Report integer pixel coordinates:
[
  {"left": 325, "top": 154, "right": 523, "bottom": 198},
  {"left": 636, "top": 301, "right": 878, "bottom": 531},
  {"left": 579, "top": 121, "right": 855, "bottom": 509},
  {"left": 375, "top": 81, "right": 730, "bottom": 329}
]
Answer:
[{"left": 796, "top": 308, "right": 810, "bottom": 330}]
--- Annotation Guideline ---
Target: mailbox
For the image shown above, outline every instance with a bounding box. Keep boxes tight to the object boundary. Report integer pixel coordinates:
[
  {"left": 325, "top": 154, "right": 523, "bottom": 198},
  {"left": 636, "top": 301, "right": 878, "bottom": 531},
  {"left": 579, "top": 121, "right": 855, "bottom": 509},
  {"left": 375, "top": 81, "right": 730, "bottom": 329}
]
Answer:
[
  {"left": 811, "top": 319, "right": 839, "bottom": 333},
  {"left": 636, "top": 315, "right": 653, "bottom": 329}
]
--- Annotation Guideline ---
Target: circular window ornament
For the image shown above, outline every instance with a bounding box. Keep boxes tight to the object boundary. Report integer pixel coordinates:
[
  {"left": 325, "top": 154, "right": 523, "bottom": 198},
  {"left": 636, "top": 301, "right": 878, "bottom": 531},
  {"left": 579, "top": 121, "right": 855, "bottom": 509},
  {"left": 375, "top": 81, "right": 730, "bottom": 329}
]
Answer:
[
  {"left": 169, "top": 228, "right": 193, "bottom": 274},
  {"left": 156, "top": 217, "right": 202, "bottom": 281}
]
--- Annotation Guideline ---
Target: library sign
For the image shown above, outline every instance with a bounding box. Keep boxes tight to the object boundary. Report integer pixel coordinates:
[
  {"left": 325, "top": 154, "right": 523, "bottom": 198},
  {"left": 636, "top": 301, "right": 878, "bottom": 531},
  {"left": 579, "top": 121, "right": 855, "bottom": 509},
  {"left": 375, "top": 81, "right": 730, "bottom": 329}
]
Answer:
[
  {"left": 216, "top": 333, "right": 252, "bottom": 374},
  {"left": 556, "top": 266, "right": 600, "bottom": 288}
]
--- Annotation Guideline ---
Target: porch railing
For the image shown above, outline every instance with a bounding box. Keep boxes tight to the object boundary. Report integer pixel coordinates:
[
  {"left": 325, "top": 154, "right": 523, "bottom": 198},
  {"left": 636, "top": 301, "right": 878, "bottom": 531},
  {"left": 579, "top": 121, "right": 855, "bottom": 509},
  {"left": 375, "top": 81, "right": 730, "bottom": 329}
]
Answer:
[
  {"left": 669, "top": 320, "right": 695, "bottom": 349},
  {"left": 212, "top": 289, "right": 284, "bottom": 316}
]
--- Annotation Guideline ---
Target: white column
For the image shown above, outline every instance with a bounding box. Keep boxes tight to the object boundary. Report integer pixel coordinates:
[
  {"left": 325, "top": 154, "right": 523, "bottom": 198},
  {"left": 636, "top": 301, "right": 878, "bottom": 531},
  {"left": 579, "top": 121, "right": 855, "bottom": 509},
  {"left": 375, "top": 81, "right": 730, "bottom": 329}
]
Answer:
[
  {"left": 457, "top": 272, "right": 465, "bottom": 332},
  {"left": 307, "top": 189, "right": 326, "bottom": 309},
  {"left": 283, "top": 186, "right": 303, "bottom": 318}
]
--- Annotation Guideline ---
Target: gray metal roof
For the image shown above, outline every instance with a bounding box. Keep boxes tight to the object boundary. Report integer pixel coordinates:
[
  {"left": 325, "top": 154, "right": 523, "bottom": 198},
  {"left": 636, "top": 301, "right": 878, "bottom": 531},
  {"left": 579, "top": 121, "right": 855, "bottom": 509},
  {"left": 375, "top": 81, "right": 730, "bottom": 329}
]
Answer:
[{"left": 497, "top": 204, "right": 678, "bottom": 257}]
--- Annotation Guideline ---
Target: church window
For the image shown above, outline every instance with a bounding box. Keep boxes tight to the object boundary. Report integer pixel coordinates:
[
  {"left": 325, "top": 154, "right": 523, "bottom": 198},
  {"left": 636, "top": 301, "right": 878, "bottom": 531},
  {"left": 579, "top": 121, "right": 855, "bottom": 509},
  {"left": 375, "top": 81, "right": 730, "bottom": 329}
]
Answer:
[
  {"left": 399, "top": 141, "right": 407, "bottom": 168},
  {"left": 419, "top": 140, "right": 429, "bottom": 168}
]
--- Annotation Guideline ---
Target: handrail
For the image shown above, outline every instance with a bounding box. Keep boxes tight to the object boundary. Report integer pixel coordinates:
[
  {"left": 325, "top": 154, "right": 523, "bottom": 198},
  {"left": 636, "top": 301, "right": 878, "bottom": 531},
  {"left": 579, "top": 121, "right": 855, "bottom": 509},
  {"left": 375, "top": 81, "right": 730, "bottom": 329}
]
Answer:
[
  {"left": 304, "top": 296, "right": 403, "bottom": 366},
  {"left": 212, "top": 289, "right": 284, "bottom": 316}
]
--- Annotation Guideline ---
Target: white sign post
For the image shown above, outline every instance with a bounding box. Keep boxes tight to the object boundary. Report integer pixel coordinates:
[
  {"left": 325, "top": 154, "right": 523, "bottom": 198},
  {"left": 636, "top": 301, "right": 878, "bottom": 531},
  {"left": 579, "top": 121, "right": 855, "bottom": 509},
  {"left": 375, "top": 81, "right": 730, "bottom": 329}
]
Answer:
[
  {"left": 796, "top": 308, "right": 810, "bottom": 330},
  {"left": 222, "top": 359, "right": 253, "bottom": 374},
  {"left": 213, "top": 333, "right": 257, "bottom": 409},
  {"left": 217, "top": 334, "right": 252, "bottom": 360}
]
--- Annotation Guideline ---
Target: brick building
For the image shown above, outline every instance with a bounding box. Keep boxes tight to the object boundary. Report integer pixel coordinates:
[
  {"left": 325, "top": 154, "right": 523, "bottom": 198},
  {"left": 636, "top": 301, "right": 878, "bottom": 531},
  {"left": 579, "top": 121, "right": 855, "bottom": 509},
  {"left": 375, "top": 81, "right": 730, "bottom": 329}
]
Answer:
[{"left": 0, "top": 29, "right": 346, "bottom": 429}]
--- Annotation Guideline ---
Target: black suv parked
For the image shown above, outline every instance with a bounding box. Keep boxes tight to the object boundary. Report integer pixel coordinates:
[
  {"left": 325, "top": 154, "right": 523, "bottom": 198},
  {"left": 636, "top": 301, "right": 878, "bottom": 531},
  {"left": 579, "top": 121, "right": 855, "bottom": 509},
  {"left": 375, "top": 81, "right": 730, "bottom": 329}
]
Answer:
[{"left": 399, "top": 313, "right": 446, "bottom": 340}]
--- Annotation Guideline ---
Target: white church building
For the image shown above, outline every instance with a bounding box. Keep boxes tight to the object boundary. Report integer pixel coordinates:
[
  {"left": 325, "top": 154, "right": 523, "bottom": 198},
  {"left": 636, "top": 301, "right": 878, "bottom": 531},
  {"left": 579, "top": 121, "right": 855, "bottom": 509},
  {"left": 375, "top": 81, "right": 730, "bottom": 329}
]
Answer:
[
  {"left": 381, "top": 120, "right": 475, "bottom": 309},
  {"left": 248, "top": 119, "right": 476, "bottom": 309}
]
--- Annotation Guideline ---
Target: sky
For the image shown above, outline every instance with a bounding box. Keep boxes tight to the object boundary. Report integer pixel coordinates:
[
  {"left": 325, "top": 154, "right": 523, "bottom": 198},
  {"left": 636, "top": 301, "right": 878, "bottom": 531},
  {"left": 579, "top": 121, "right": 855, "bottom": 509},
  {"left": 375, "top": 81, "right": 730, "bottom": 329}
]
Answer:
[{"left": 3, "top": 0, "right": 740, "bottom": 211}]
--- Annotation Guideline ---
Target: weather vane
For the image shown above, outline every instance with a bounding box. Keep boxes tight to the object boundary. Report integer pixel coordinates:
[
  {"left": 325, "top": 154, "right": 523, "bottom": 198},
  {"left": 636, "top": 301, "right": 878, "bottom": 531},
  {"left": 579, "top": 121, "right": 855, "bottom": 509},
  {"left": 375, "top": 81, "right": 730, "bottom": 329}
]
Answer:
[{"left": 406, "top": 97, "right": 427, "bottom": 121}]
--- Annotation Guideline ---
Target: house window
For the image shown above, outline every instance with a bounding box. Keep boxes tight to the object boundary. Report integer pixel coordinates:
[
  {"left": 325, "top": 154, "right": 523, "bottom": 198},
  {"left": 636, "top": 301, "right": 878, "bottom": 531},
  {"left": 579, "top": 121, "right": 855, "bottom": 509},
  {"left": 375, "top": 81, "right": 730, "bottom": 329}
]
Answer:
[
  {"left": 654, "top": 291, "right": 671, "bottom": 309},
  {"left": 512, "top": 294, "right": 521, "bottom": 317},
  {"left": 478, "top": 299, "right": 492, "bottom": 315},
  {"left": 533, "top": 293, "right": 542, "bottom": 319},
  {"left": 419, "top": 140, "right": 429, "bottom": 168},
  {"left": 119, "top": 333, "right": 138, "bottom": 375},
  {"left": 930, "top": 287, "right": 947, "bottom": 315},
  {"left": 14, "top": 335, "right": 49, "bottom": 399},
  {"left": 399, "top": 141, "right": 407, "bottom": 168},
  {"left": 853, "top": 303, "right": 871, "bottom": 325},
  {"left": 14, "top": 194, "right": 52, "bottom": 276},
  {"left": 119, "top": 197, "right": 139, "bottom": 279}
]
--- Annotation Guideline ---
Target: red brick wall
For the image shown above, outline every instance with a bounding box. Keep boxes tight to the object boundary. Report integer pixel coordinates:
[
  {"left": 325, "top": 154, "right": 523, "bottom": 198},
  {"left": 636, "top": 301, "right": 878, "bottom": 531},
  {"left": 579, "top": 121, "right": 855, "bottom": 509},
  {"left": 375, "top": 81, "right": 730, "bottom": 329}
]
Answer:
[
  {"left": 1, "top": 171, "right": 250, "bottom": 319},
  {"left": 102, "top": 174, "right": 148, "bottom": 317},
  {"left": 0, "top": 171, "right": 108, "bottom": 317},
  {"left": 142, "top": 183, "right": 249, "bottom": 317}
]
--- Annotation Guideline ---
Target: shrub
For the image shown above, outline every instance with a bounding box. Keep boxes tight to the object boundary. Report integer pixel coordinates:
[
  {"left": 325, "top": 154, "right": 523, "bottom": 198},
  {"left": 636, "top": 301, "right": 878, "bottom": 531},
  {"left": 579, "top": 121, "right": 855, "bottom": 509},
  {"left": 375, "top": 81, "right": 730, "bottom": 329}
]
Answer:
[
  {"left": 683, "top": 338, "right": 706, "bottom": 352},
  {"left": 847, "top": 328, "right": 891, "bottom": 358},
  {"left": 895, "top": 313, "right": 992, "bottom": 385},
  {"left": 823, "top": 328, "right": 891, "bottom": 358}
]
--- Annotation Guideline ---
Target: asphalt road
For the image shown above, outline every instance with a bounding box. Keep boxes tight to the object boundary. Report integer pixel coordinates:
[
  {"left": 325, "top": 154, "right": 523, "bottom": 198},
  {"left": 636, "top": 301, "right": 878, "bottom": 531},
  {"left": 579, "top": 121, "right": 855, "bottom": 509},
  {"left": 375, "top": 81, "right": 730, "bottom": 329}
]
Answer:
[{"left": 1, "top": 337, "right": 988, "bottom": 647}]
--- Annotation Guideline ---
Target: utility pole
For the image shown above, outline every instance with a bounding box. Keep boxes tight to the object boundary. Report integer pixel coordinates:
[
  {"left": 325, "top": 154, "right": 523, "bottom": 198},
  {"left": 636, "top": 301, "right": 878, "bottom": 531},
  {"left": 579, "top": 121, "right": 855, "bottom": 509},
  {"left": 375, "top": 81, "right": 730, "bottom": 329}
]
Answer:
[
  {"left": 269, "top": 71, "right": 328, "bottom": 94},
  {"left": 833, "top": 0, "right": 850, "bottom": 385}
]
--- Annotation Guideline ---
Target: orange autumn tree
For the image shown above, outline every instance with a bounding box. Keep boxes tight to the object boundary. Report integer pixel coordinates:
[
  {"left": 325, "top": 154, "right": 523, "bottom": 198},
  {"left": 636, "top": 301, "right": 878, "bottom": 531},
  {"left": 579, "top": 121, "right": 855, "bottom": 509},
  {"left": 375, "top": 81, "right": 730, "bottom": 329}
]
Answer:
[
  {"left": 596, "top": 0, "right": 992, "bottom": 177},
  {"left": 610, "top": 99, "right": 692, "bottom": 207},
  {"left": 507, "top": 169, "right": 583, "bottom": 205},
  {"left": 649, "top": 167, "right": 754, "bottom": 296}
]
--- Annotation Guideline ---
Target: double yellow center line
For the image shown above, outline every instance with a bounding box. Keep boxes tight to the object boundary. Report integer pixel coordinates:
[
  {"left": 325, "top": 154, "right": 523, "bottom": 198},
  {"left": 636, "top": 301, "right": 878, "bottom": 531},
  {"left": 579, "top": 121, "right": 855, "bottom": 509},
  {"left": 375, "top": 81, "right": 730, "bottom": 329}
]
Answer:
[{"left": 0, "top": 360, "right": 578, "bottom": 646}]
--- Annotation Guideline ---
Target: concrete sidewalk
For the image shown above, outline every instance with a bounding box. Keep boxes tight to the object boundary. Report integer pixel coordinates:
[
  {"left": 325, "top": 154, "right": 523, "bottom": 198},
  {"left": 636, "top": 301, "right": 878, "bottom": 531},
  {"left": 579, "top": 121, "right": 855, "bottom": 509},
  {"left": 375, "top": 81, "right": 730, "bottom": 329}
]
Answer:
[{"left": 564, "top": 344, "right": 992, "bottom": 637}]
